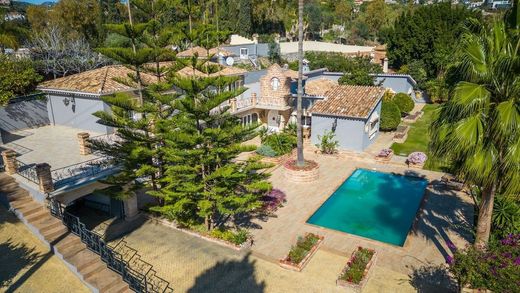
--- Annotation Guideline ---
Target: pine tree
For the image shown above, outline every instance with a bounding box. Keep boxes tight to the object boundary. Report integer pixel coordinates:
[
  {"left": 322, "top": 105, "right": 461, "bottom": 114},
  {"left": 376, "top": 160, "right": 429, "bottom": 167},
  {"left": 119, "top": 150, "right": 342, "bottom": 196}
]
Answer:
[
  {"left": 150, "top": 38, "right": 272, "bottom": 230},
  {"left": 91, "top": 3, "right": 177, "bottom": 200}
]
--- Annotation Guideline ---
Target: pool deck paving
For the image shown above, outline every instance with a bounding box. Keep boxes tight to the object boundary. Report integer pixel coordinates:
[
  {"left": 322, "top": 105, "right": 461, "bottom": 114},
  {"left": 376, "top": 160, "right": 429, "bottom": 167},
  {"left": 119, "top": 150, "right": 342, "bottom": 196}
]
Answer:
[{"left": 102, "top": 147, "right": 468, "bottom": 292}]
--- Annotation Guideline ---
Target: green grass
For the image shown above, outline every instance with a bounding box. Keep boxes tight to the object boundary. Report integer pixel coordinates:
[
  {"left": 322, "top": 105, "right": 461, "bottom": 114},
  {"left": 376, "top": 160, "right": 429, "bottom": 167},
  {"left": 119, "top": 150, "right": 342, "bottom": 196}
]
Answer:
[{"left": 390, "top": 104, "right": 451, "bottom": 172}]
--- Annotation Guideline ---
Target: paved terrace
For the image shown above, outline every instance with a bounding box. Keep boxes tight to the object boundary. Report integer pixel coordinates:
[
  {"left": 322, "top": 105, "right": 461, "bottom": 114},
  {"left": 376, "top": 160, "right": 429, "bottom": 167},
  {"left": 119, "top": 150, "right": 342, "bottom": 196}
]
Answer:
[{"left": 1, "top": 125, "right": 103, "bottom": 170}]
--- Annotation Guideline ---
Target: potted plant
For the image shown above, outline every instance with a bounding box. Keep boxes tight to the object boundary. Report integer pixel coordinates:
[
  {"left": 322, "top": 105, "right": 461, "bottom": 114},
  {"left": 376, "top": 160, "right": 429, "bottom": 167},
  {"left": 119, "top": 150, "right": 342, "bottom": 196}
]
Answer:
[
  {"left": 337, "top": 247, "right": 377, "bottom": 292},
  {"left": 279, "top": 233, "right": 323, "bottom": 272},
  {"left": 407, "top": 152, "right": 427, "bottom": 168}
]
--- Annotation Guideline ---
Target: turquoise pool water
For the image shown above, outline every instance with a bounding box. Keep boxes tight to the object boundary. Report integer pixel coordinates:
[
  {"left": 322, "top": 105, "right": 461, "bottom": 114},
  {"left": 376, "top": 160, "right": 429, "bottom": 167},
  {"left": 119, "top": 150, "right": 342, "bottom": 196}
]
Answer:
[{"left": 307, "top": 169, "right": 428, "bottom": 246}]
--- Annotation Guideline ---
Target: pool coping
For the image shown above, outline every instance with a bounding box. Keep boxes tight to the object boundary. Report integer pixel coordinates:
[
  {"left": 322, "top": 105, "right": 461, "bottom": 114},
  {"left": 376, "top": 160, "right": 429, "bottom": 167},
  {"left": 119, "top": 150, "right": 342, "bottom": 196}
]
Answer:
[{"left": 301, "top": 166, "right": 431, "bottom": 251}]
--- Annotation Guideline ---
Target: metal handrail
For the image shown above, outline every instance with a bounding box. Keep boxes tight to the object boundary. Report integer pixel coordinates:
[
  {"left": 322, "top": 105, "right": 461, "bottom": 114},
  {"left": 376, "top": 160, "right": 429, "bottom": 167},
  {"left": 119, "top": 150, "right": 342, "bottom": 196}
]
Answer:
[
  {"left": 48, "top": 200, "right": 173, "bottom": 293},
  {"left": 50, "top": 157, "right": 116, "bottom": 189},
  {"left": 15, "top": 159, "right": 39, "bottom": 184}
]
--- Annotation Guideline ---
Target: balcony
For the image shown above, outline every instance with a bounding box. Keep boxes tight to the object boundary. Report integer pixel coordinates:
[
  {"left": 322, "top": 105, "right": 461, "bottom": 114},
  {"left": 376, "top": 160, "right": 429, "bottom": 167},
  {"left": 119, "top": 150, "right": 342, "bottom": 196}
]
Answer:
[{"left": 231, "top": 94, "right": 292, "bottom": 114}]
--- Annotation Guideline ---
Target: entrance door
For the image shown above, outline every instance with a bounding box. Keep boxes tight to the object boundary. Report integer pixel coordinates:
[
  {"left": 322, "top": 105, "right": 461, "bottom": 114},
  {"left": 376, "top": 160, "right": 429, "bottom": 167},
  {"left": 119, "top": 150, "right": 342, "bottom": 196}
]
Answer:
[{"left": 267, "top": 110, "right": 279, "bottom": 131}]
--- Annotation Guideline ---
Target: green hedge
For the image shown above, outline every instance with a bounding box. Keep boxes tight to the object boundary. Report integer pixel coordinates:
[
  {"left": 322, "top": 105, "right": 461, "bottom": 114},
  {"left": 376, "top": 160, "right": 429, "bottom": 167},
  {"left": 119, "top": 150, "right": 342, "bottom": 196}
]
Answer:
[
  {"left": 393, "top": 93, "right": 414, "bottom": 114},
  {"left": 380, "top": 101, "right": 401, "bottom": 131}
]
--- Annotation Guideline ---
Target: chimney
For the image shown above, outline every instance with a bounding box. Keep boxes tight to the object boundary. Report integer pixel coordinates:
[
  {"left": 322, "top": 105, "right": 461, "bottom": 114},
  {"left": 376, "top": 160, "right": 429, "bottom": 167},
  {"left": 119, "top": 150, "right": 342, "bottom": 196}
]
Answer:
[
  {"left": 383, "top": 58, "right": 389, "bottom": 73},
  {"left": 252, "top": 34, "right": 259, "bottom": 44}
]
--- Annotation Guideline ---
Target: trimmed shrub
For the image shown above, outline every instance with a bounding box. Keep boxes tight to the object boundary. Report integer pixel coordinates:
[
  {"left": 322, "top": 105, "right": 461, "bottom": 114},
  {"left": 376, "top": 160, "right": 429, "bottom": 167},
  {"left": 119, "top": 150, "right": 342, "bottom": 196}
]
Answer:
[
  {"left": 315, "top": 130, "right": 339, "bottom": 154},
  {"left": 393, "top": 93, "right": 415, "bottom": 114},
  {"left": 380, "top": 101, "right": 401, "bottom": 131},
  {"left": 256, "top": 144, "right": 277, "bottom": 157},
  {"left": 263, "top": 133, "right": 296, "bottom": 156}
]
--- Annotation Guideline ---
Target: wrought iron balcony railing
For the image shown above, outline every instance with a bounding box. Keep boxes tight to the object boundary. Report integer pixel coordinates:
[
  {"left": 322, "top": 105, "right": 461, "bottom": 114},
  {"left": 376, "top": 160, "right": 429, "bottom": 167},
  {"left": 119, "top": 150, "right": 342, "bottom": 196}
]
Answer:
[
  {"left": 15, "top": 159, "right": 39, "bottom": 184},
  {"left": 51, "top": 157, "right": 117, "bottom": 189}
]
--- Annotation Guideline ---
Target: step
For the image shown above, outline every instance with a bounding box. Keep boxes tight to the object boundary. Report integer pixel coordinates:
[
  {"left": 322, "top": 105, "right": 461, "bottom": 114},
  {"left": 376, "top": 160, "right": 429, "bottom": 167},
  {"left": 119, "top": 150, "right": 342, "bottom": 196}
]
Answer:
[
  {"left": 56, "top": 235, "right": 82, "bottom": 251},
  {"left": 25, "top": 209, "right": 49, "bottom": 223},
  {"left": 105, "top": 280, "right": 130, "bottom": 293},
  {"left": 38, "top": 218, "right": 64, "bottom": 234},
  {"left": 60, "top": 241, "right": 87, "bottom": 259},
  {"left": 7, "top": 190, "right": 30, "bottom": 201},
  {"left": 81, "top": 261, "right": 107, "bottom": 280},
  {"left": 66, "top": 248, "right": 100, "bottom": 271},
  {"left": 19, "top": 204, "right": 44, "bottom": 217},
  {"left": 10, "top": 197, "right": 35, "bottom": 208},
  {"left": 42, "top": 225, "right": 69, "bottom": 242},
  {"left": 86, "top": 267, "right": 122, "bottom": 292}
]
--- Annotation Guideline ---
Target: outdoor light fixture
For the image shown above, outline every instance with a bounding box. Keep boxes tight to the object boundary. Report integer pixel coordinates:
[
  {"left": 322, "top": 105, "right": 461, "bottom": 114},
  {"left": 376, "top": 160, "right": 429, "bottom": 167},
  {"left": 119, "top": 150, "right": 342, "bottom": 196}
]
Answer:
[
  {"left": 63, "top": 97, "right": 70, "bottom": 106},
  {"left": 332, "top": 118, "right": 338, "bottom": 132}
]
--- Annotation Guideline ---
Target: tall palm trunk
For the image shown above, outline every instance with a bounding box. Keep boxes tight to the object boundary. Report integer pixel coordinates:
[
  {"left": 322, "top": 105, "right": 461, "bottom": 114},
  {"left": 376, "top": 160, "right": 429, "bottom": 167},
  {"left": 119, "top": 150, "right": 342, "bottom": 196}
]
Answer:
[
  {"left": 474, "top": 184, "right": 496, "bottom": 248},
  {"left": 296, "top": 0, "right": 305, "bottom": 167}
]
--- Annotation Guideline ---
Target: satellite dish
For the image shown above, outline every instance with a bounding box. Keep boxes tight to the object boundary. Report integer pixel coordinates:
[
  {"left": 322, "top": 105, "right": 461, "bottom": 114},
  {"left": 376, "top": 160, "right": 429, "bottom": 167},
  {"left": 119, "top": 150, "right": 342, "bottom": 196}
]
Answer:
[{"left": 226, "top": 57, "right": 235, "bottom": 66}]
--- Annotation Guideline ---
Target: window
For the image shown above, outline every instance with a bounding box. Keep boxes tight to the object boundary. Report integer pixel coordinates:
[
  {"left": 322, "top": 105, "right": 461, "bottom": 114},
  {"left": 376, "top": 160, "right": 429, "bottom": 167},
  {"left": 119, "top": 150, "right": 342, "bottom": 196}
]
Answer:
[
  {"left": 301, "top": 116, "right": 312, "bottom": 127},
  {"left": 240, "top": 48, "right": 249, "bottom": 59},
  {"left": 271, "top": 77, "right": 280, "bottom": 91},
  {"left": 242, "top": 113, "right": 259, "bottom": 126},
  {"left": 367, "top": 111, "right": 380, "bottom": 139}
]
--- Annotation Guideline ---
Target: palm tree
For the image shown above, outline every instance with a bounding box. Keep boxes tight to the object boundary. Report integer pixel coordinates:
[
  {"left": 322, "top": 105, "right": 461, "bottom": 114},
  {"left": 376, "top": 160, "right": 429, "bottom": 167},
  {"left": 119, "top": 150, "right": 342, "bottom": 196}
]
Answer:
[
  {"left": 296, "top": 0, "right": 305, "bottom": 167},
  {"left": 430, "top": 19, "right": 520, "bottom": 248}
]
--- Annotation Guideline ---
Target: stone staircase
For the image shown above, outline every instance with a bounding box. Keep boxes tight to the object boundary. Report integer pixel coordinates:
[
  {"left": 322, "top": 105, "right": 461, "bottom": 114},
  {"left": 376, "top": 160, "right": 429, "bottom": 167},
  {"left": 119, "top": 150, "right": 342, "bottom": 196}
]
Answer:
[{"left": 0, "top": 173, "right": 132, "bottom": 293}]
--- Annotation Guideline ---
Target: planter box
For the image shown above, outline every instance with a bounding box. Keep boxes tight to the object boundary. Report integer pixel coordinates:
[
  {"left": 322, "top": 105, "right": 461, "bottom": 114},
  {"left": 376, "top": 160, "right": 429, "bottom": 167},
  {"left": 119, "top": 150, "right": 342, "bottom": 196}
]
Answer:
[
  {"left": 336, "top": 247, "right": 377, "bottom": 293},
  {"left": 279, "top": 234, "right": 324, "bottom": 272},
  {"left": 375, "top": 153, "right": 393, "bottom": 163}
]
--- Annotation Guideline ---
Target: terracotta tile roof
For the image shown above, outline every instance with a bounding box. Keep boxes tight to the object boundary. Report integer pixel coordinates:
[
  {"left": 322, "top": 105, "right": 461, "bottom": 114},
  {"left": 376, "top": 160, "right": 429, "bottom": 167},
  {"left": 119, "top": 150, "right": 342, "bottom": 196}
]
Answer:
[
  {"left": 310, "top": 85, "right": 385, "bottom": 118},
  {"left": 305, "top": 78, "right": 338, "bottom": 96},
  {"left": 38, "top": 65, "right": 159, "bottom": 95},
  {"left": 176, "top": 46, "right": 233, "bottom": 58},
  {"left": 175, "top": 64, "right": 247, "bottom": 78}
]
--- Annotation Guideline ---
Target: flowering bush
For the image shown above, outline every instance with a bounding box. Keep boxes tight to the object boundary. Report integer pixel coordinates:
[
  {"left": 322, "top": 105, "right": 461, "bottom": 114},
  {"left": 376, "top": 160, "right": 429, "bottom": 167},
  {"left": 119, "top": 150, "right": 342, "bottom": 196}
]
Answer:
[
  {"left": 448, "top": 234, "right": 520, "bottom": 292},
  {"left": 262, "top": 189, "right": 287, "bottom": 212},
  {"left": 377, "top": 148, "right": 393, "bottom": 158},
  {"left": 408, "top": 152, "right": 427, "bottom": 165}
]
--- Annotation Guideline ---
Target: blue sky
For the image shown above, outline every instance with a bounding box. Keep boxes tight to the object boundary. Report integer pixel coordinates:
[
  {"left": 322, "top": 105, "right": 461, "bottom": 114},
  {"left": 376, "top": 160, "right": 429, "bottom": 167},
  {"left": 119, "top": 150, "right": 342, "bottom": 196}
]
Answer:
[{"left": 15, "top": 0, "right": 58, "bottom": 4}]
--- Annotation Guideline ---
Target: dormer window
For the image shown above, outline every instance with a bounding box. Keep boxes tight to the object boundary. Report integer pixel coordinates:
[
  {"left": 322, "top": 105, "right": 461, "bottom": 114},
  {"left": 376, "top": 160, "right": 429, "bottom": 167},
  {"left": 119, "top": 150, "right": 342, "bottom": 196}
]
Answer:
[{"left": 271, "top": 77, "right": 280, "bottom": 91}]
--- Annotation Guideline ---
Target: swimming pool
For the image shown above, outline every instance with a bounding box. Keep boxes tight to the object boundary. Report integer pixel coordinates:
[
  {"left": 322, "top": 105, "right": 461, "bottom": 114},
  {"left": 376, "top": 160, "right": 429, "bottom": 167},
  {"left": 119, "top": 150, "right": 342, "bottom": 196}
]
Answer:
[{"left": 307, "top": 169, "right": 428, "bottom": 246}]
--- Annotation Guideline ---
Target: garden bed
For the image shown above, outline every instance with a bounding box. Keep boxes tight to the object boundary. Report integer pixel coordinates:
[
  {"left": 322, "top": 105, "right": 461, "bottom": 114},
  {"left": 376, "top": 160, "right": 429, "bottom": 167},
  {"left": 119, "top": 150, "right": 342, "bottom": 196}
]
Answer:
[
  {"left": 336, "top": 247, "right": 377, "bottom": 292},
  {"left": 279, "top": 233, "right": 323, "bottom": 272},
  {"left": 145, "top": 215, "right": 252, "bottom": 251}
]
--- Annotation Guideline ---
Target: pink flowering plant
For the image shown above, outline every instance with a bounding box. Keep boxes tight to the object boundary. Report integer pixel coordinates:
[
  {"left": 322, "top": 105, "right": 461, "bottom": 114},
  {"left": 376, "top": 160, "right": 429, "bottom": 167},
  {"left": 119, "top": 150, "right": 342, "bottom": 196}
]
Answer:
[
  {"left": 262, "top": 189, "right": 287, "bottom": 212},
  {"left": 448, "top": 234, "right": 520, "bottom": 292},
  {"left": 408, "top": 152, "right": 427, "bottom": 165}
]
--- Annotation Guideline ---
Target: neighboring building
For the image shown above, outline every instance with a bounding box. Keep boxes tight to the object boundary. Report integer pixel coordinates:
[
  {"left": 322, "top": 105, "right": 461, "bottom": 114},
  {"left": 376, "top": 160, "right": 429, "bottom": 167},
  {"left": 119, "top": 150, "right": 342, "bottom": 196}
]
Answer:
[
  {"left": 4, "top": 12, "right": 25, "bottom": 21},
  {"left": 0, "top": 0, "right": 10, "bottom": 6}
]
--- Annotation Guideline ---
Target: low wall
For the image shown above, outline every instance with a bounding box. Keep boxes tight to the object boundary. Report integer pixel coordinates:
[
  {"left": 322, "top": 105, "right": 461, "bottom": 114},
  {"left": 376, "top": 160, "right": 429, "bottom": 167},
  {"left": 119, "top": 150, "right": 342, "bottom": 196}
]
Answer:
[{"left": 0, "top": 97, "right": 50, "bottom": 133}]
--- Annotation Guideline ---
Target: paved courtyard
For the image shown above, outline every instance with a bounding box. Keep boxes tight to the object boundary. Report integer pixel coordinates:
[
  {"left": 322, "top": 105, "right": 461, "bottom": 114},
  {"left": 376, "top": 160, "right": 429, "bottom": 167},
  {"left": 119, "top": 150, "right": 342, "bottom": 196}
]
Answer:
[{"left": 0, "top": 204, "right": 89, "bottom": 293}]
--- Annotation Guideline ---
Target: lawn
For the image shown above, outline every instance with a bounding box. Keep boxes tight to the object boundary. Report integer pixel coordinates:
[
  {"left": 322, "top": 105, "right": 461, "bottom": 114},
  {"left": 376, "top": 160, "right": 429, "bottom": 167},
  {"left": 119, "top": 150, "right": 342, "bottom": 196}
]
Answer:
[{"left": 391, "top": 104, "right": 451, "bottom": 172}]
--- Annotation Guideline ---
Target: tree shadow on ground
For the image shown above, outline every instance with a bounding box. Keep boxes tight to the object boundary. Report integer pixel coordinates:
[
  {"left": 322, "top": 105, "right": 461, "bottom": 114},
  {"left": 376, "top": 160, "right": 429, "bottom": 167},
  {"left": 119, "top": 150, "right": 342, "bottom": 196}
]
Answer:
[
  {"left": 408, "top": 264, "right": 458, "bottom": 293},
  {"left": 188, "top": 252, "right": 265, "bottom": 293},
  {"left": 412, "top": 182, "right": 474, "bottom": 261},
  {"left": 0, "top": 239, "right": 41, "bottom": 288}
]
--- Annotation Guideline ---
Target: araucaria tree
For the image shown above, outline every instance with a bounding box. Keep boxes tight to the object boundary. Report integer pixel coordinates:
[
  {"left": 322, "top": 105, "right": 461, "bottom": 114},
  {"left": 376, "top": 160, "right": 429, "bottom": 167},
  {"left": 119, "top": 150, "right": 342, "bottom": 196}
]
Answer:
[
  {"left": 430, "top": 19, "right": 520, "bottom": 247},
  {"left": 150, "top": 57, "right": 272, "bottom": 231}
]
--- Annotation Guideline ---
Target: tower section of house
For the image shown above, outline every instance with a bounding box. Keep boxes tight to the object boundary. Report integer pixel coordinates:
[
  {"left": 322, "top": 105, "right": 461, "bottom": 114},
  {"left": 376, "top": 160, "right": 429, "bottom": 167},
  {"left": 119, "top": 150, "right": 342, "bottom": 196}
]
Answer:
[{"left": 232, "top": 64, "right": 303, "bottom": 131}]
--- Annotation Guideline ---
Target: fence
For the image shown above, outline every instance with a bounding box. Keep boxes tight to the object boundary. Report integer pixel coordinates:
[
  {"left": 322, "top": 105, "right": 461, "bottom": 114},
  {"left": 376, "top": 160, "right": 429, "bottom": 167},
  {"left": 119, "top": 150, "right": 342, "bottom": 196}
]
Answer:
[{"left": 51, "top": 157, "right": 116, "bottom": 189}]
